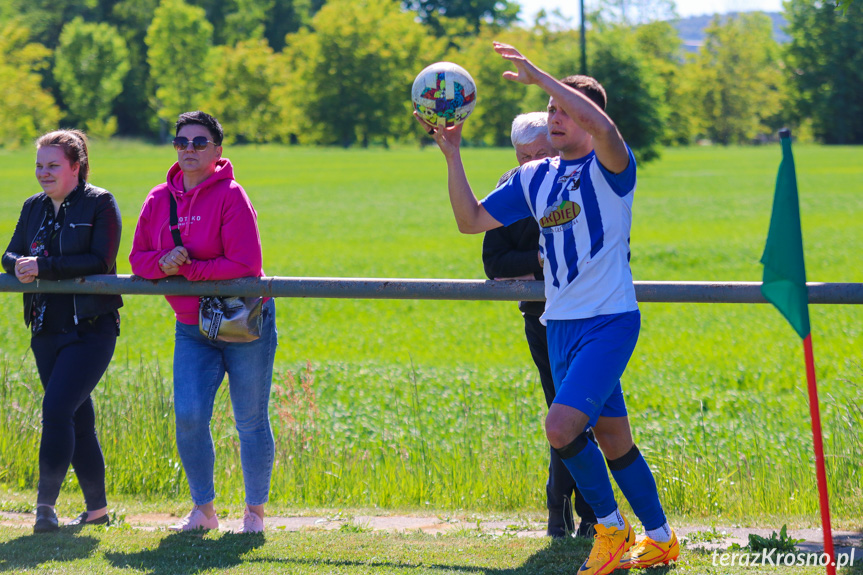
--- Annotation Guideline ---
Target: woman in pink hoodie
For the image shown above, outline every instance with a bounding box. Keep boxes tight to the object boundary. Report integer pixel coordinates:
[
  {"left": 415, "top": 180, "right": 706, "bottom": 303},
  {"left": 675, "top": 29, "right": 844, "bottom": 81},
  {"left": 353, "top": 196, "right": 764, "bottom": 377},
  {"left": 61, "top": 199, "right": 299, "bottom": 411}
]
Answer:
[{"left": 130, "top": 111, "right": 276, "bottom": 534}]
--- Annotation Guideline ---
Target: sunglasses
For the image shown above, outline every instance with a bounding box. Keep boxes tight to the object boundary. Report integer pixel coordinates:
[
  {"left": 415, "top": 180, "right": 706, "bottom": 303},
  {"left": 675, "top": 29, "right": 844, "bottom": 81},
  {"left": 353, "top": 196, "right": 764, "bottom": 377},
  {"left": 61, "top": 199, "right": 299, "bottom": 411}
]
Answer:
[{"left": 172, "top": 136, "right": 218, "bottom": 151}]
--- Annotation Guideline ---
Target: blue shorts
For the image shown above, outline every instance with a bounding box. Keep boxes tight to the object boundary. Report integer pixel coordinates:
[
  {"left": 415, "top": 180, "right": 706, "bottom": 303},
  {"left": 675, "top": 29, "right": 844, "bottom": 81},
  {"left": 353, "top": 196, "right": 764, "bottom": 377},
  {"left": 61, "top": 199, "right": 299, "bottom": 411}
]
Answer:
[{"left": 547, "top": 310, "right": 640, "bottom": 429}]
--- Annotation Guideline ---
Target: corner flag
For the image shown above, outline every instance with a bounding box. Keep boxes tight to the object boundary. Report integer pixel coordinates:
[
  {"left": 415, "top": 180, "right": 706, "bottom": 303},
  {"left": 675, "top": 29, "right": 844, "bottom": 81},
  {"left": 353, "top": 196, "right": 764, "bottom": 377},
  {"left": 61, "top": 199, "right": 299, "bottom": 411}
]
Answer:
[
  {"left": 760, "top": 128, "right": 835, "bottom": 575},
  {"left": 760, "top": 128, "right": 810, "bottom": 338}
]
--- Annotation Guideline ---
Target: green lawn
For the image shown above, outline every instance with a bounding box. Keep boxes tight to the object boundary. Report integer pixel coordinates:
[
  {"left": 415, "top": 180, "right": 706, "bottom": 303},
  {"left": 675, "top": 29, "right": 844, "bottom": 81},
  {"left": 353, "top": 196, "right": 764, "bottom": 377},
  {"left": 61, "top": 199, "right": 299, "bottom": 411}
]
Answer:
[
  {"left": 0, "top": 525, "right": 860, "bottom": 574},
  {"left": 0, "top": 142, "right": 861, "bottom": 525}
]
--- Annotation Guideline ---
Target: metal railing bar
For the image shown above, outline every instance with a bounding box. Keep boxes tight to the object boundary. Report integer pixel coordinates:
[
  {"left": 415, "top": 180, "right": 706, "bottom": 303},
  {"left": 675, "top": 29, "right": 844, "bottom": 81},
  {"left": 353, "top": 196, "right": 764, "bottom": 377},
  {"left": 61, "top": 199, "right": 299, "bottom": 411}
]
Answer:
[{"left": 1, "top": 274, "right": 861, "bottom": 304}]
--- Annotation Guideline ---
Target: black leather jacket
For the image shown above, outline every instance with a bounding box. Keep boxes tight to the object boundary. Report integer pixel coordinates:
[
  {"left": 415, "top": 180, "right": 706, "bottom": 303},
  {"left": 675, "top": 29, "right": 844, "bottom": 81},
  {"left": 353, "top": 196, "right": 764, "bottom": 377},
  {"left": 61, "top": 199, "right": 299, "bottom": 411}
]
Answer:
[{"left": 2, "top": 182, "right": 123, "bottom": 328}]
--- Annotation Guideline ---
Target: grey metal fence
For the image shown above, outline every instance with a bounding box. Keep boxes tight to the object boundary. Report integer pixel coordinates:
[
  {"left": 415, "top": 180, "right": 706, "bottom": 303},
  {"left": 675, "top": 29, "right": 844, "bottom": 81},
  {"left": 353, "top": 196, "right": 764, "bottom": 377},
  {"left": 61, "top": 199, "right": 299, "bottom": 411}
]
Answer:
[{"left": 1, "top": 274, "right": 862, "bottom": 304}]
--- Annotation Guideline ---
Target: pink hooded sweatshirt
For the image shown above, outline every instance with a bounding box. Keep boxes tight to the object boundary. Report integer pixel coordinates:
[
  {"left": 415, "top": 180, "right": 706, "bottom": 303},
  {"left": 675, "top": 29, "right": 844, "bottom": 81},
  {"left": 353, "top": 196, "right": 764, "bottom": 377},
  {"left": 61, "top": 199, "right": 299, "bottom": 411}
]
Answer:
[{"left": 129, "top": 158, "right": 265, "bottom": 324}]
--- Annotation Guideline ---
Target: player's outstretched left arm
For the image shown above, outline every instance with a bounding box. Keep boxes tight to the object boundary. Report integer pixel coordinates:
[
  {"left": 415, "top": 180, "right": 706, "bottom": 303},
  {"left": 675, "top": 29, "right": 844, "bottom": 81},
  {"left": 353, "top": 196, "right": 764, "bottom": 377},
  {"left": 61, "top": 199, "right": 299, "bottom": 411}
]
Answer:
[
  {"left": 493, "top": 42, "right": 629, "bottom": 174},
  {"left": 413, "top": 113, "right": 502, "bottom": 234}
]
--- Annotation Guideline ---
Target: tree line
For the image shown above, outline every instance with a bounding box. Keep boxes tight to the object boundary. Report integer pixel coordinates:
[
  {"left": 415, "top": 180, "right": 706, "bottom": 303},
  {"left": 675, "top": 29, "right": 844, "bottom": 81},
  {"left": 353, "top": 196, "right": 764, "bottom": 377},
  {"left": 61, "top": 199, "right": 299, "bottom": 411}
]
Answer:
[{"left": 1, "top": 0, "right": 861, "bottom": 160}]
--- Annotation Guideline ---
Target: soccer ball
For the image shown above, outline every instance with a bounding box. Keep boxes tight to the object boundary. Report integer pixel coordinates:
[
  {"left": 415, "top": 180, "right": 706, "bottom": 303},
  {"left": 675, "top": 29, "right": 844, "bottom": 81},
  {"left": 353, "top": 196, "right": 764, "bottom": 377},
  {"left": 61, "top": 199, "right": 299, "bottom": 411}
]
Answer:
[{"left": 411, "top": 62, "right": 477, "bottom": 128}]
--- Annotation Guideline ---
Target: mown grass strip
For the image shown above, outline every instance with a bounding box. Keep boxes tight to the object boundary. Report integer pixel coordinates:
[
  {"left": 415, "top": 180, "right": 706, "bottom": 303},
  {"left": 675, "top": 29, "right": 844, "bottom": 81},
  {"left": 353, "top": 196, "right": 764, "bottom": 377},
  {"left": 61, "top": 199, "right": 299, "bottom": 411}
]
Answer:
[{"left": 0, "top": 526, "right": 860, "bottom": 574}]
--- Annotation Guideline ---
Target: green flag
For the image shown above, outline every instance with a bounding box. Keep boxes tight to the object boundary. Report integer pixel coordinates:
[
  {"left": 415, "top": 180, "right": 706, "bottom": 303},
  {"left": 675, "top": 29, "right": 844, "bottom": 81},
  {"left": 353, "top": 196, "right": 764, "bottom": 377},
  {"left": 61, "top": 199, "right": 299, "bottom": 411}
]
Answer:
[{"left": 760, "top": 129, "right": 810, "bottom": 339}]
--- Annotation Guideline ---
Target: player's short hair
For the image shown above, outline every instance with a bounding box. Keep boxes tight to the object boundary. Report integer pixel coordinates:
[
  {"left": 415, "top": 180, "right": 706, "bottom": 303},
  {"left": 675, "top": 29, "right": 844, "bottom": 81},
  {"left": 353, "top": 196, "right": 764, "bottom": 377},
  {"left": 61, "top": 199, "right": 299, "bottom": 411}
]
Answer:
[
  {"left": 511, "top": 112, "right": 551, "bottom": 147},
  {"left": 560, "top": 75, "right": 607, "bottom": 111}
]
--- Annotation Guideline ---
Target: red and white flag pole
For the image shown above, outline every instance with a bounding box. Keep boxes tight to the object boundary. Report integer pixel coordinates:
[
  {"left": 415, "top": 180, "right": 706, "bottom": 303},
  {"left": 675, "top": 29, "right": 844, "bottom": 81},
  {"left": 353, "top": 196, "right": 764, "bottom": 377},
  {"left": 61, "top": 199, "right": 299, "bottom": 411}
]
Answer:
[{"left": 803, "top": 334, "right": 835, "bottom": 575}]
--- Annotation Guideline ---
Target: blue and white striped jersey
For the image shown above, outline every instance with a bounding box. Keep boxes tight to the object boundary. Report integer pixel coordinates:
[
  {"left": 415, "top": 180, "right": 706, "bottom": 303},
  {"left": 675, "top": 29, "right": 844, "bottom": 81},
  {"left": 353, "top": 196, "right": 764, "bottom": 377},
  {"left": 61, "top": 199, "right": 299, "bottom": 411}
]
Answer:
[{"left": 481, "top": 147, "right": 639, "bottom": 323}]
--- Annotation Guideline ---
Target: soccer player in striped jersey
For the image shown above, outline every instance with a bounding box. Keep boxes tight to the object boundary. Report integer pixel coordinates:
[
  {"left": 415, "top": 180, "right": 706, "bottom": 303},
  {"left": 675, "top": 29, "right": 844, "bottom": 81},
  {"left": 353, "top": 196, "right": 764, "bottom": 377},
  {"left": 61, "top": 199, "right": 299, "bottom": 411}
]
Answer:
[
  {"left": 482, "top": 112, "right": 597, "bottom": 540},
  {"left": 416, "top": 43, "right": 679, "bottom": 574}
]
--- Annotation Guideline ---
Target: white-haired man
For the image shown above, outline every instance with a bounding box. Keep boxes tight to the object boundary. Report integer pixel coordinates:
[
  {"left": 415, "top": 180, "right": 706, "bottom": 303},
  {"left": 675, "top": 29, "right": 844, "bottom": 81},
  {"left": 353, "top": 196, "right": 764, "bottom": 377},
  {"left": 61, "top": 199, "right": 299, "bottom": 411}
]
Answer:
[{"left": 482, "top": 112, "right": 596, "bottom": 539}]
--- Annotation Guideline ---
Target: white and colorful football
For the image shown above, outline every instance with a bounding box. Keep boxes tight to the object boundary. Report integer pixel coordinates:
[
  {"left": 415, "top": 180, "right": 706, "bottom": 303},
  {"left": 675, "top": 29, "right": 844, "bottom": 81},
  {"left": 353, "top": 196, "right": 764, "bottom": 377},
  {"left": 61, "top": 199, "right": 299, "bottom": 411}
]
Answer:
[{"left": 411, "top": 62, "right": 477, "bottom": 128}]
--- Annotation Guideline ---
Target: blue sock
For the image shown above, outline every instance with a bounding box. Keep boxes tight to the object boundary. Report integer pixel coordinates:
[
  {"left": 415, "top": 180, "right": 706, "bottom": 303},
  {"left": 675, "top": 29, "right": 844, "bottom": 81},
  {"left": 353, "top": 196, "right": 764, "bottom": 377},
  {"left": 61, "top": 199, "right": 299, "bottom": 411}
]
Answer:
[
  {"left": 560, "top": 439, "right": 617, "bottom": 518},
  {"left": 608, "top": 445, "right": 666, "bottom": 530}
]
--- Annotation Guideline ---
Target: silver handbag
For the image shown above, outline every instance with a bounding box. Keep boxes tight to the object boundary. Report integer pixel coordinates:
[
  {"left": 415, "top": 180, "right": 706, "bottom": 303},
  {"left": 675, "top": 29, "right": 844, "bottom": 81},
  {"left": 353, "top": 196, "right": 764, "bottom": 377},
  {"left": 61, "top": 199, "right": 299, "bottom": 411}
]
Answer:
[
  {"left": 168, "top": 194, "right": 263, "bottom": 343},
  {"left": 199, "top": 296, "right": 263, "bottom": 343}
]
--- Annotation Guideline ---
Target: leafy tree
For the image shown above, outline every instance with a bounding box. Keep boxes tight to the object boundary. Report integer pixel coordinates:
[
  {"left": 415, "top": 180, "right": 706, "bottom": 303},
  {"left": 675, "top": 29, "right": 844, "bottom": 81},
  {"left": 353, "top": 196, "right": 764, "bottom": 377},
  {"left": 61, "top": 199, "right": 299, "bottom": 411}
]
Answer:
[
  {"left": 280, "top": 0, "right": 441, "bottom": 146},
  {"left": 222, "top": 0, "right": 271, "bottom": 45},
  {"left": 1, "top": 0, "right": 162, "bottom": 137},
  {"left": 449, "top": 26, "right": 533, "bottom": 146},
  {"left": 265, "top": 0, "right": 316, "bottom": 50},
  {"left": 520, "top": 19, "right": 583, "bottom": 104},
  {"left": 181, "top": 0, "right": 228, "bottom": 44},
  {"left": 205, "top": 39, "right": 281, "bottom": 143},
  {"left": 635, "top": 20, "right": 693, "bottom": 145},
  {"left": 111, "top": 0, "right": 160, "bottom": 136},
  {"left": 689, "top": 13, "right": 786, "bottom": 145},
  {"left": 588, "top": 26, "right": 665, "bottom": 162},
  {"left": 184, "top": 0, "right": 316, "bottom": 47},
  {"left": 111, "top": 0, "right": 160, "bottom": 34},
  {"left": 54, "top": 18, "right": 130, "bottom": 138},
  {"left": 786, "top": 0, "right": 863, "bottom": 144},
  {"left": 145, "top": 0, "right": 213, "bottom": 131},
  {"left": 0, "top": 22, "right": 61, "bottom": 147},
  {"left": 403, "top": 0, "right": 520, "bottom": 35},
  {"left": 222, "top": 0, "right": 313, "bottom": 50},
  {"left": 0, "top": 0, "right": 105, "bottom": 49}
]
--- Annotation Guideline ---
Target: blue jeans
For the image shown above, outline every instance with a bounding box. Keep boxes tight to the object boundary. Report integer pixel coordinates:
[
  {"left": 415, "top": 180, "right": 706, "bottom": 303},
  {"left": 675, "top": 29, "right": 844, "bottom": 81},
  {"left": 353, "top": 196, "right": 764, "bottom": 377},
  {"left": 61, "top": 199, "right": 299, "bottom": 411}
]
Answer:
[{"left": 172, "top": 298, "right": 277, "bottom": 506}]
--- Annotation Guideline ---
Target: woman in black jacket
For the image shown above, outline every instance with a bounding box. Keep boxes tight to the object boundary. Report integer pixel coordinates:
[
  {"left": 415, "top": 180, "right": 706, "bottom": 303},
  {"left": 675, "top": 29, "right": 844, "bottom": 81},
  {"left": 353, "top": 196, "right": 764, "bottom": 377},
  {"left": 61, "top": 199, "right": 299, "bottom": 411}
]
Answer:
[{"left": 2, "top": 130, "right": 122, "bottom": 533}]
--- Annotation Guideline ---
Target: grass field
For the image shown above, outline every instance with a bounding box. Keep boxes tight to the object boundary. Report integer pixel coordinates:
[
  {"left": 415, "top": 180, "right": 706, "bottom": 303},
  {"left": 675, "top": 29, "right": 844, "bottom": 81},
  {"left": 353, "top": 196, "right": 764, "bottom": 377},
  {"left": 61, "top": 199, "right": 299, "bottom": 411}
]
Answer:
[
  {"left": 0, "top": 142, "right": 861, "bottom": 531},
  {"left": 0, "top": 525, "right": 861, "bottom": 575}
]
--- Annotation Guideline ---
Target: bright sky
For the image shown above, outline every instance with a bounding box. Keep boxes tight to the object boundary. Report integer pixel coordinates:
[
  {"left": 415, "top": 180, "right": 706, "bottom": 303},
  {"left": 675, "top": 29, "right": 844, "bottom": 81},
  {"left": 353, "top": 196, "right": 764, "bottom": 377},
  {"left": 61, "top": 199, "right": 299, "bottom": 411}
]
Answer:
[{"left": 516, "top": 0, "right": 784, "bottom": 24}]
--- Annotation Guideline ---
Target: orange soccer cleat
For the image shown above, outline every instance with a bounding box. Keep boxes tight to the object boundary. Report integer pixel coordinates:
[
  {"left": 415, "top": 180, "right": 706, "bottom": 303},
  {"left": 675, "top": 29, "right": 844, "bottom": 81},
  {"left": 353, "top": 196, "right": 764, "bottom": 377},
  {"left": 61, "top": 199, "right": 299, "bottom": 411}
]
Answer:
[
  {"left": 618, "top": 529, "right": 680, "bottom": 569},
  {"left": 577, "top": 514, "right": 635, "bottom": 575}
]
